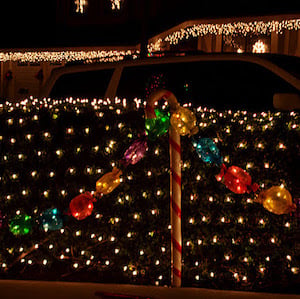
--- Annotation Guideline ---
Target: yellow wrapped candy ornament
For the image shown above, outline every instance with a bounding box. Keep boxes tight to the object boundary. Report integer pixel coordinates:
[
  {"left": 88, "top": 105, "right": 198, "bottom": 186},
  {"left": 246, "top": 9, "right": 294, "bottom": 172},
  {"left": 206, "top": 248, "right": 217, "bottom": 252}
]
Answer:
[
  {"left": 170, "top": 106, "right": 198, "bottom": 136},
  {"left": 96, "top": 167, "right": 122, "bottom": 195},
  {"left": 256, "top": 186, "right": 296, "bottom": 215}
]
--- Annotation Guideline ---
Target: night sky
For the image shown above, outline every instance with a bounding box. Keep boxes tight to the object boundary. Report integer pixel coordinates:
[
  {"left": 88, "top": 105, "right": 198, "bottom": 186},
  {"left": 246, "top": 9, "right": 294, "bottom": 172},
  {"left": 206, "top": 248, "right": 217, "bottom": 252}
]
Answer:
[{"left": 2, "top": 1, "right": 300, "bottom": 48}]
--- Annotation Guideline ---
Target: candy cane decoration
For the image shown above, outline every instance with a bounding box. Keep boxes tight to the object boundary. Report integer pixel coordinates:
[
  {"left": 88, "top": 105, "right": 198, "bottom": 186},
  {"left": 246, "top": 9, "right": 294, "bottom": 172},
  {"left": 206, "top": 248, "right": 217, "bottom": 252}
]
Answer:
[{"left": 145, "top": 89, "right": 182, "bottom": 287}]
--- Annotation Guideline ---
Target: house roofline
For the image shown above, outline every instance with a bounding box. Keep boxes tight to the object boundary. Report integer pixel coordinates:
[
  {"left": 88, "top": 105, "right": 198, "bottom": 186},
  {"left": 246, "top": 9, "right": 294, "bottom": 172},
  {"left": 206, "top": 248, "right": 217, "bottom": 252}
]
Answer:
[{"left": 148, "top": 13, "right": 300, "bottom": 44}]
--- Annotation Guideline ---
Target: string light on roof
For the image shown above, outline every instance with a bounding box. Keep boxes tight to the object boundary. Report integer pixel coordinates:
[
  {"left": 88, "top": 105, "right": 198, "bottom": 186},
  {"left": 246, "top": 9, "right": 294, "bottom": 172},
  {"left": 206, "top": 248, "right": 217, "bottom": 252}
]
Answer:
[
  {"left": 149, "top": 18, "right": 300, "bottom": 52},
  {"left": 0, "top": 50, "right": 139, "bottom": 64}
]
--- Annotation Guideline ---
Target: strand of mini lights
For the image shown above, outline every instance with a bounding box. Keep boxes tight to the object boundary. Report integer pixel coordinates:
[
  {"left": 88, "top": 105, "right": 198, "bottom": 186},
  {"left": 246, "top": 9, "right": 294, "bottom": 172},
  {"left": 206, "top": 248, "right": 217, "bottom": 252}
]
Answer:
[
  {"left": 0, "top": 97, "right": 136, "bottom": 113},
  {"left": 0, "top": 50, "right": 139, "bottom": 64},
  {"left": 1, "top": 97, "right": 299, "bottom": 125},
  {"left": 148, "top": 18, "right": 300, "bottom": 52}
]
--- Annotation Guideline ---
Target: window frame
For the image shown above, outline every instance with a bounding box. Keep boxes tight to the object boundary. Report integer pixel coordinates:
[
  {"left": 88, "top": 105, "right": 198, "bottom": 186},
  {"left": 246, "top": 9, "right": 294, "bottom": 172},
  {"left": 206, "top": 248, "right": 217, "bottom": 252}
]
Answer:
[{"left": 42, "top": 54, "right": 300, "bottom": 100}]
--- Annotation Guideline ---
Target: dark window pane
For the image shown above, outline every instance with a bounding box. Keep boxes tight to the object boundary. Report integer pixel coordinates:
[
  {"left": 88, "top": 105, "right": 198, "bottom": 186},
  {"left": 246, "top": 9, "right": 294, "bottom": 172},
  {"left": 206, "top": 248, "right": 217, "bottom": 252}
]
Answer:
[
  {"left": 50, "top": 69, "right": 113, "bottom": 99},
  {"left": 117, "top": 60, "right": 299, "bottom": 110},
  {"left": 259, "top": 54, "right": 300, "bottom": 80}
]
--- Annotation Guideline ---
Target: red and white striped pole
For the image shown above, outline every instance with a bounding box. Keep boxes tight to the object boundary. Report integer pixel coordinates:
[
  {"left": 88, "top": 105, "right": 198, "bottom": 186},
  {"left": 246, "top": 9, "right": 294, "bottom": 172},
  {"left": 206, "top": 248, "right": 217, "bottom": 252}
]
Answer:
[
  {"left": 169, "top": 123, "right": 182, "bottom": 287},
  {"left": 146, "top": 89, "right": 182, "bottom": 287}
]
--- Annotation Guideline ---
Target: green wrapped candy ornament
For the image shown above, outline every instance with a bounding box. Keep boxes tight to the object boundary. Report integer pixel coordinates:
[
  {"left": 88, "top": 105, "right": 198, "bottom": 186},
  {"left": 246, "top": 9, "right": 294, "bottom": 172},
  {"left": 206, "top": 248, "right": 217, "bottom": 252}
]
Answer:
[
  {"left": 145, "top": 108, "right": 170, "bottom": 141},
  {"left": 9, "top": 214, "right": 32, "bottom": 235}
]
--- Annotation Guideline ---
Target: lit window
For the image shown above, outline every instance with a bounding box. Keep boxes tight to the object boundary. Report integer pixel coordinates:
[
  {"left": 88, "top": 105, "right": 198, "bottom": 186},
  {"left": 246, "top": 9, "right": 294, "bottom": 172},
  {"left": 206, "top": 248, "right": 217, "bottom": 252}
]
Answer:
[
  {"left": 74, "top": 0, "right": 88, "bottom": 14},
  {"left": 110, "top": 0, "right": 122, "bottom": 10}
]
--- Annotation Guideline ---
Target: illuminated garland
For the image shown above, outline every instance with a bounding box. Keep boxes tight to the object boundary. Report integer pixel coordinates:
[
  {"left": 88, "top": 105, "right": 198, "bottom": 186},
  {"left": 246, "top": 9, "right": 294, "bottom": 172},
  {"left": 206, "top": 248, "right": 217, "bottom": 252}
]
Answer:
[
  {"left": 0, "top": 50, "right": 139, "bottom": 64},
  {"left": 148, "top": 18, "right": 300, "bottom": 52}
]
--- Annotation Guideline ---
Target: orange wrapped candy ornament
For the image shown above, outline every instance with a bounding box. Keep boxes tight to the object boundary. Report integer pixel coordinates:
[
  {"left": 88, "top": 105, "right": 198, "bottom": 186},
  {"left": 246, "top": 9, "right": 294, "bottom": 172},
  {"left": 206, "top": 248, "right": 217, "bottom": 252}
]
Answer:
[
  {"left": 96, "top": 167, "right": 122, "bottom": 195},
  {"left": 216, "top": 164, "right": 259, "bottom": 194},
  {"left": 255, "top": 186, "right": 296, "bottom": 215}
]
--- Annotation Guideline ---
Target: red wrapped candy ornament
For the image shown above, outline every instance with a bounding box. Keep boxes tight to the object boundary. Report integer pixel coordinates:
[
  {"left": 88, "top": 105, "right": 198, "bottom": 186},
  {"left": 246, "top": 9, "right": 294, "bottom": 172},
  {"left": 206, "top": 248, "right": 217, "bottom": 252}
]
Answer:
[
  {"left": 216, "top": 164, "right": 259, "bottom": 194},
  {"left": 69, "top": 192, "right": 97, "bottom": 220}
]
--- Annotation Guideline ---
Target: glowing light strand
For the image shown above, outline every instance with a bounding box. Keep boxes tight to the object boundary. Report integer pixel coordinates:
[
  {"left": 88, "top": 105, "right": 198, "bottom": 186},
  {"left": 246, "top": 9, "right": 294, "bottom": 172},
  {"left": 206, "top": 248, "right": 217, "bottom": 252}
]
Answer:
[
  {"left": 0, "top": 50, "right": 139, "bottom": 64},
  {"left": 148, "top": 19, "right": 300, "bottom": 52}
]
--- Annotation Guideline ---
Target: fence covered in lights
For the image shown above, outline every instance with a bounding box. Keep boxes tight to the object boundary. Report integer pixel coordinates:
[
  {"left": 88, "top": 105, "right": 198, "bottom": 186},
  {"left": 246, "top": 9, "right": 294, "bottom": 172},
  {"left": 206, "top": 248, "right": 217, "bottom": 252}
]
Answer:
[{"left": 0, "top": 97, "right": 299, "bottom": 292}]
